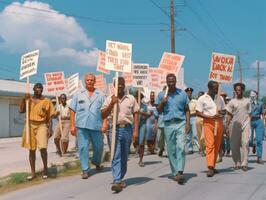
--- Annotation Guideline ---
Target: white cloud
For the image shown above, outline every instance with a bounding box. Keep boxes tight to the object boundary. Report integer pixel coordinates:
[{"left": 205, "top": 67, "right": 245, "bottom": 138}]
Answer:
[
  {"left": 250, "top": 60, "right": 266, "bottom": 69},
  {"left": 0, "top": 1, "right": 98, "bottom": 67}
]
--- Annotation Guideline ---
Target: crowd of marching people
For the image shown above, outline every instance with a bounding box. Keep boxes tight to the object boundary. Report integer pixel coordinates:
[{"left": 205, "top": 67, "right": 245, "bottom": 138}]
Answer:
[{"left": 20, "top": 73, "right": 266, "bottom": 192}]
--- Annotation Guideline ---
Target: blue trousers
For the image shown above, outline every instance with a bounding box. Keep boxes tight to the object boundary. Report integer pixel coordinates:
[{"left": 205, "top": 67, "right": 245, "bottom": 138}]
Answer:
[
  {"left": 186, "top": 117, "right": 200, "bottom": 151},
  {"left": 251, "top": 119, "right": 265, "bottom": 158},
  {"left": 77, "top": 128, "right": 104, "bottom": 172},
  {"left": 110, "top": 125, "right": 132, "bottom": 183},
  {"left": 164, "top": 120, "right": 186, "bottom": 175}
]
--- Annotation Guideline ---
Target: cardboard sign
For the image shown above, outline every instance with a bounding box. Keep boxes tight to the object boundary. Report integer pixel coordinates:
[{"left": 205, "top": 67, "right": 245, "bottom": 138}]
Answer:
[
  {"left": 209, "top": 52, "right": 235, "bottom": 83},
  {"left": 105, "top": 40, "right": 132, "bottom": 73},
  {"left": 44, "top": 71, "right": 66, "bottom": 94},
  {"left": 67, "top": 73, "right": 79, "bottom": 97},
  {"left": 108, "top": 83, "right": 115, "bottom": 95},
  {"left": 123, "top": 72, "right": 133, "bottom": 86},
  {"left": 95, "top": 74, "right": 106, "bottom": 92},
  {"left": 149, "top": 68, "right": 160, "bottom": 89},
  {"left": 20, "top": 50, "right": 39, "bottom": 80},
  {"left": 97, "top": 51, "right": 110, "bottom": 74},
  {"left": 158, "top": 52, "right": 185, "bottom": 74},
  {"left": 132, "top": 64, "right": 149, "bottom": 87}
]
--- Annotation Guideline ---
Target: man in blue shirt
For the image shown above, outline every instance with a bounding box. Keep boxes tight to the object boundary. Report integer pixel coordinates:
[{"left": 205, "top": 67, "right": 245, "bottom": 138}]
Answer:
[
  {"left": 250, "top": 90, "right": 265, "bottom": 164},
  {"left": 70, "top": 73, "right": 105, "bottom": 179},
  {"left": 156, "top": 73, "right": 190, "bottom": 184}
]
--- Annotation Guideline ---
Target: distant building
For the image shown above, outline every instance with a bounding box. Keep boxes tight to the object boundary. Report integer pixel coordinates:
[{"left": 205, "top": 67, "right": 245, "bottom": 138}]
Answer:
[{"left": 0, "top": 79, "right": 53, "bottom": 138}]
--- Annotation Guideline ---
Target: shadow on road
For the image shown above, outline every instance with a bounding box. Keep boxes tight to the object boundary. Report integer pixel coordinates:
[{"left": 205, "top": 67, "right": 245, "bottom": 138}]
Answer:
[
  {"left": 143, "top": 161, "right": 162, "bottom": 166},
  {"left": 125, "top": 177, "right": 154, "bottom": 186},
  {"left": 158, "top": 173, "right": 197, "bottom": 183}
]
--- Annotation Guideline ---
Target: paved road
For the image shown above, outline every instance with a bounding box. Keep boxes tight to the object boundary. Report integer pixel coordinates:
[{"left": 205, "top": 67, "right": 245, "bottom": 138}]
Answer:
[{"left": 1, "top": 146, "right": 266, "bottom": 200}]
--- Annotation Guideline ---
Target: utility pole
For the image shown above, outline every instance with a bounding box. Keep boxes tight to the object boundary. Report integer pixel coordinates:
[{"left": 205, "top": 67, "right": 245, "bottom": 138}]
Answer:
[
  {"left": 257, "top": 60, "right": 260, "bottom": 99},
  {"left": 170, "top": 0, "right": 175, "bottom": 53},
  {"left": 237, "top": 51, "right": 242, "bottom": 83}
]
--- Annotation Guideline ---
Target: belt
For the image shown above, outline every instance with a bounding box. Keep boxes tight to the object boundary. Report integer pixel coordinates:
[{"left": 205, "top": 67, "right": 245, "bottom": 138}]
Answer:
[
  {"left": 251, "top": 116, "right": 261, "bottom": 121},
  {"left": 116, "top": 124, "right": 131, "bottom": 128},
  {"left": 165, "top": 118, "right": 183, "bottom": 124}
]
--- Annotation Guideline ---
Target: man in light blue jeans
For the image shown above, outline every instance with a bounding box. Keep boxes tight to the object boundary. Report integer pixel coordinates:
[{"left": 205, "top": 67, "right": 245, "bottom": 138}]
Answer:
[
  {"left": 156, "top": 73, "right": 190, "bottom": 184},
  {"left": 70, "top": 73, "right": 105, "bottom": 179}
]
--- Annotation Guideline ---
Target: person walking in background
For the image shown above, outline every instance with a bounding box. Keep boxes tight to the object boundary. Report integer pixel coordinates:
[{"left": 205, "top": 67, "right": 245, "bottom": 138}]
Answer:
[
  {"left": 156, "top": 74, "right": 190, "bottom": 184},
  {"left": 20, "top": 83, "right": 55, "bottom": 180},
  {"left": 70, "top": 73, "right": 105, "bottom": 179},
  {"left": 250, "top": 90, "right": 265, "bottom": 164},
  {"left": 146, "top": 91, "right": 157, "bottom": 155},
  {"left": 196, "top": 91, "right": 206, "bottom": 157},
  {"left": 54, "top": 93, "right": 71, "bottom": 156},
  {"left": 226, "top": 83, "right": 251, "bottom": 171},
  {"left": 101, "top": 77, "right": 139, "bottom": 192},
  {"left": 196, "top": 81, "right": 225, "bottom": 177},
  {"left": 185, "top": 87, "right": 200, "bottom": 155}
]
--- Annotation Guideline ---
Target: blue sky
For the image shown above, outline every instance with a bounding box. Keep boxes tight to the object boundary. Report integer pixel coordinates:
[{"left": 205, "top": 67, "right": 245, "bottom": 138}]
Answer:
[{"left": 0, "top": 0, "right": 265, "bottom": 96}]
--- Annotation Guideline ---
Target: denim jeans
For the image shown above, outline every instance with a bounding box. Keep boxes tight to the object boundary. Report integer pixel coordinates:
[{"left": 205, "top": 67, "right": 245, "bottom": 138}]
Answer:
[
  {"left": 77, "top": 128, "right": 104, "bottom": 172},
  {"left": 109, "top": 125, "right": 132, "bottom": 183},
  {"left": 251, "top": 119, "right": 265, "bottom": 158}
]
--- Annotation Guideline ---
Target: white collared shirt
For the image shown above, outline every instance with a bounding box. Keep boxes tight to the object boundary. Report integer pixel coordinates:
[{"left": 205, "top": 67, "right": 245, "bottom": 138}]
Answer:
[{"left": 196, "top": 93, "right": 225, "bottom": 117}]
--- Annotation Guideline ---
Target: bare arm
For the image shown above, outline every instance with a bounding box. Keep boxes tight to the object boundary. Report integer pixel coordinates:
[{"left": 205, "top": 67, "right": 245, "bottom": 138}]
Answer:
[
  {"left": 132, "top": 112, "right": 139, "bottom": 144},
  {"left": 185, "top": 105, "right": 191, "bottom": 134},
  {"left": 19, "top": 94, "right": 30, "bottom": 113},
  {"left": 156, "top": 97, "right": 168, "bottom": 114},
  {"left": 70, "top": 109, "right": 76, "bottom": 136},
  {"left": 101, "top": 96, "right": 117, "bottom": 119}
]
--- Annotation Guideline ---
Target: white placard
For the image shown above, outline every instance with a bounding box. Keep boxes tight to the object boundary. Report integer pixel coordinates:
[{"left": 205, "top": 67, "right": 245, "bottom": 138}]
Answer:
[{"left": 20, "top": 50, "right": 39, "bottom": 80}]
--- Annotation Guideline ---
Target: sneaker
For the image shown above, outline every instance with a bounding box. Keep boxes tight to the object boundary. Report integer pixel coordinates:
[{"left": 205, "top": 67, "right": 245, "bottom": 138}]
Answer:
[
  {"left": 174, "top": 173, "right": 185, "bottom": 184},
  {"left": 82, "top": 171, "right": 90, "bottom": 179},
  {"left": 207, "top": 169, "right": 214, "bottom": 177},
  {"left": 241, "top": 166, "right": 248, "bottom": 171},
  {"left": 252, "top": 146, "right": 256, "bottom": 154},
  {"left": 257, "top": 158, "right": 264, "bottom": 165},
  {"left": 111, "top": 183, "right": 122, "bottom": 193},
  {"left": 187, "top": 150, "right": 194, "bottom": 155}
]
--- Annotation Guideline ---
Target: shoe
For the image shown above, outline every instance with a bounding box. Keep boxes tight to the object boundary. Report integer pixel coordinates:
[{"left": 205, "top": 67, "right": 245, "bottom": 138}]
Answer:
[
  {"left": 95, "top": 165, "right": 104, "bottom": 171},
  {"left": 187, "top": 150, "right": 194, "bottom": 155},
  {"left": 111, "top": 183, "right": 122, "bottom": 193},
  {"left": 119, "top": 181, "right": 126, "bottom": 188},
  {"left": 138, "top": 162, "right": 145, "bottom": 167},
  {"left": 233, "top": 166, "right": 241, "bottom": 170},
  {"left": 252, "top": 146, "right": 256, "bottom": 154},
  {"left": 257, "top": 158, "right": 264, "bottom": 165},
  {"left": 82, "top": 171, "right": 90, "bottom": 179},
  {"left": 207, "top": 169, "right": 214, "bottom": 177},
  {"left": 158, "top": 150, "right": 163, "bottom": 157},
  {"left": 26, "top": 175, "right": 36, "bottom": 181},
  {"left": 174, "top": 173, "right": 185, "bottom": 184},
  {"left": 241, "top": 166, "right": 248, "bottom": 171}
]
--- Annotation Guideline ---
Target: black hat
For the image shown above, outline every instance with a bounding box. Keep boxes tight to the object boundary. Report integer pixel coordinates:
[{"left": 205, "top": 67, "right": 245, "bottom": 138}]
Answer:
[{"left": 185, "top": 87, "right": 193, "bottom": 92}]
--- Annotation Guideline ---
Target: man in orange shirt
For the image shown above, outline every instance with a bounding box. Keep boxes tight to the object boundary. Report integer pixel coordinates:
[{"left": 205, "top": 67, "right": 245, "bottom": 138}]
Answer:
[{"left": 20, "top": 83, "right": 55, "bottom": 180}]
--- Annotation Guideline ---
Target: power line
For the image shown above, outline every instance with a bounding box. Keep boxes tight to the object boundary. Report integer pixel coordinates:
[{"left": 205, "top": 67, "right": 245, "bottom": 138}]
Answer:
[{"left": 0, "top": 0, "right": 168, "bottom": 26}]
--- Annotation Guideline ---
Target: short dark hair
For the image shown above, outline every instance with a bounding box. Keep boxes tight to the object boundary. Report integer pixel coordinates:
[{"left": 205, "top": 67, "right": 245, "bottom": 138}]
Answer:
[
  {"left": 233, "top": 82, "right": 245, "bottom": 91},
  {"left": 166, "top": 73, "right": 176, "bottom": 81},
  {"left": 33, "top": 83, "right": 43, "bottom": 89},
  {"left": 207, "top": 80, "right": 218, "bottom": 89},
  {"left": 60, "top": 93, "right": 67, "bottom": 99},
  {"left": 113, "top": 77, "right": 125, "bottom": 86}
]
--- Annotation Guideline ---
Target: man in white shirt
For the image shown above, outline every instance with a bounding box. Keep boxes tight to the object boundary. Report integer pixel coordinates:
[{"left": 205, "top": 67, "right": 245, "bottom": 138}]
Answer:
[{"left": 196, "top": 81, "right": 225, "bottom": 177}]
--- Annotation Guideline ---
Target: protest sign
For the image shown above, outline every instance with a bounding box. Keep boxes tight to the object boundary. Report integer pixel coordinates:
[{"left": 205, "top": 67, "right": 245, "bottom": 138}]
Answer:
[
  {"left": 132, "top": 63, "right": 149, "bottom": 88},
  {"left": 105, "top": 40, "right": 132, "bottom": 73},
  {"left": 67, "top": 73, "right": 79, "bottom": 97},
  {"left": 20, "top": 50, "right": 39, "bottom": 80},
  {"left": 44, "top": 71, "right": 66, "bottom": 94},
  {"left": 123, "top": 72, "right": 133, "bottom": 86},
  {"left": 95, "top": 74, "right": 106, "bottom": 92},
  {"left": 209, "top": 52, "right": 235, "bottom": 83},
  {"left": 108, "top": 83, "right": 115, "bottom": 95},
  {"left": 97, "top": 51, "right": 110, "bottom": 74},
  {"left": 158, "top": 52, "right": 185, "bottom": 74}
]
